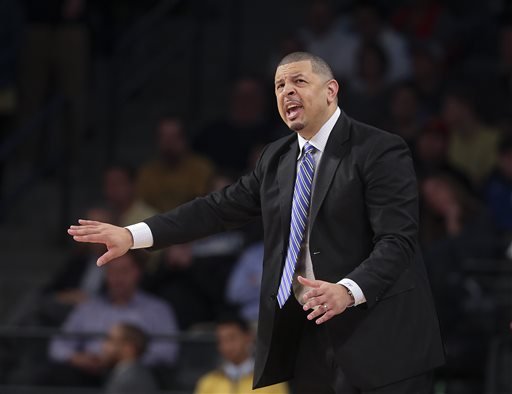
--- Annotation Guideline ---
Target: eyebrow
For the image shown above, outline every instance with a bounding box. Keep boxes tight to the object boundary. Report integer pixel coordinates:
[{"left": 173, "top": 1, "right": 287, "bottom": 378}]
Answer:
[{"left": 274, "top": 73, "right": 307, "bottom": 85}]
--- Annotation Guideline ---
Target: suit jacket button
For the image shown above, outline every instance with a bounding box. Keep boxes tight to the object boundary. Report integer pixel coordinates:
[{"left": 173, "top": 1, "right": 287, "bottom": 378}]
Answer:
[{"left": 270, "top": 294, "right": 276, "bottom": 300}]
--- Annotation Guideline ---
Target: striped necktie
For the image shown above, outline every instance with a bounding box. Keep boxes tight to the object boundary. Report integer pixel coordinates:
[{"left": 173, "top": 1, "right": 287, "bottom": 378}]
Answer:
[{"left": 277, "top": 142, "right": 316, "bottom": 308}]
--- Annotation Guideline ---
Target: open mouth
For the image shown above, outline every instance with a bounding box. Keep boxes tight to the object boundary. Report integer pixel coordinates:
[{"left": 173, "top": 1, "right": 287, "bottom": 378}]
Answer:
[{"left": 285, "top": 103, "right": 303, "bottom": 121}]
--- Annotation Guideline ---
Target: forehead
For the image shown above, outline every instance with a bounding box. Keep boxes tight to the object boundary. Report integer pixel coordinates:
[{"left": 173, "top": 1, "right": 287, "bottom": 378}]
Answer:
[{"left": 275, "top": 60, "right": 314, "bottom": 81}]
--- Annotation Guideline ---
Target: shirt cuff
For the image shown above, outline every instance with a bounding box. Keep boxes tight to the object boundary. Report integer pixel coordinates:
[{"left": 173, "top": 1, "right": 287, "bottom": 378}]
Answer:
[
  {"left": 125, "top": 222, "right": 154, "bottom": 249},
  {"left": 337, "top": 278, "right": 366, "bottom": 306}
]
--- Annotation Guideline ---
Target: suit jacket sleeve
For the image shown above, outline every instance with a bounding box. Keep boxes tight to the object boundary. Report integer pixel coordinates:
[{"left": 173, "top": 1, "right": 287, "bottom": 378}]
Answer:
[
  {"left": 143, "top": 147, "right": 267, "bottom": 249},
  {"left": 346, "top": 134, "right": 419, "bottom": 309}
]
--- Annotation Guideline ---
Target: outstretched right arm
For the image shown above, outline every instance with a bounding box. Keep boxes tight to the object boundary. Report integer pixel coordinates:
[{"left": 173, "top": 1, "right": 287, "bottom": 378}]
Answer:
[{"left": 68, "top": 149, "right": 266, "bottom": 266}]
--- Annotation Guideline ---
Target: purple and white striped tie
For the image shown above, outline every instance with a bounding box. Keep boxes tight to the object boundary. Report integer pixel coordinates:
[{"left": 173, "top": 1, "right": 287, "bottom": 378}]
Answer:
[{"left": 277, "top": 142, "right": 316, "bottom": 308}]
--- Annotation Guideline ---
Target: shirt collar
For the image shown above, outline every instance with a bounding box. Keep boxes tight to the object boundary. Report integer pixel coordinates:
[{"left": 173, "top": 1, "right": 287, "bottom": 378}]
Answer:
[
  {"left": 297, "top": 106, "right": 341, "bottom": 160},
  {"left": 222, "top": 358, "right": 255, "bottom": 380}
]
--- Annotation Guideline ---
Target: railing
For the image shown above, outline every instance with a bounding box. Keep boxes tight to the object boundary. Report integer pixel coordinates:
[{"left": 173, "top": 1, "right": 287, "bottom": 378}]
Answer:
[
  {"left": 0, "top": 325, "right": 217, "bottom": 393},
  {"left": 0, "top": 326, "right": 216, "bottom": 342}
]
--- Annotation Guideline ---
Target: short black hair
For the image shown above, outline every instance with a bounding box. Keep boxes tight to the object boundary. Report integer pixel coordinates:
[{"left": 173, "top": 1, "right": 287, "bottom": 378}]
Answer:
[
  {"left": 277, "top": 52, "right": 334, "bottom": 80},
  {"left": 105, "top": 162, "right": 137, "bottom": 181},
  {"left": 118, "top": 323, "right": 149, "bottom": 357},
  {"left": 216, "top": 310, "right": 251, "bottom": 334}
]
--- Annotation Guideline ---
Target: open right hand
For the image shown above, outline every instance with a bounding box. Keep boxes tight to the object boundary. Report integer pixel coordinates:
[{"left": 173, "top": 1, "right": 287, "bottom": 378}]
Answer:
[{"left": 68, "top": 219, "right": 133, "bottom": 266}]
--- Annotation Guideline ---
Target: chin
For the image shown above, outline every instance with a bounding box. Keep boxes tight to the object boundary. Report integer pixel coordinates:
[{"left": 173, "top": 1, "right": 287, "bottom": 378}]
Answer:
[{"left": 289, "top": 121, "right": 305, "bottom": 131}]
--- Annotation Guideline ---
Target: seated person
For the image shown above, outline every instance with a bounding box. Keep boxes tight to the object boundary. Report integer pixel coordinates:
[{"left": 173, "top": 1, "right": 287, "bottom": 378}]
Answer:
[
  {"left": 136, "top": 116, "right": 215, "bottom": 213},
  {"left": 38, "top": 206, "right": 113, "bottom": 326},
  {"left": 144, "top": 243, "right": 235, "bottom": 330},
  {"left": 194, "top": 315, "right": 288, "bottom": 394},
  {"left": 102, "top": 323, "right": 158, "bottom": 394},
  {"left": 226, "top": 241, "right": 264, "bottom": 324},
  {"left": 47, "top": 251, "right": 178, "bottom": 386},
  {"left": 103, "top": 164, "right": 157, "bottom": 227}
]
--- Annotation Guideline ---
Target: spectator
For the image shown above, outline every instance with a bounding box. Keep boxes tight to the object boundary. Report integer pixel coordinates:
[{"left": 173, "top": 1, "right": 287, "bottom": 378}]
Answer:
[
  {"left": 413, "top": 119, "right": 472, "bottom": 192},
  {"left": 136, "top": 116, "right": 215, "bottom": 212},
  {"left": 298, "top": 0, "right": 355, "bottom": 80},
  {"left": 485, "top": 23, "right": 512, "bottom": 130},
  {"left": 443, "top": 87, "right": 501, "bottom": 187},
  {"left": 349, "top": 0, "right": 412, "bottom": 83},
  {"left": 410, "top": 42, "right": 446, "bottom": 116},
  {"left": 103, "top": 164, "right": 157, "bottom": 227},
  {"left": 38, "top": 206, "right": 113, "bottom": 326},
  {"left": 385, "top": 81, "right": 425, "bottom": 149},
  {"left": 102, "top": 323, "right": 158, "bottom": 394},
  {"left": 342, "top": 41, "right": 391, "bottom": 128},
  {"left": 47, "top": 251, "right": 178, "bottom": 385},
  {"left": 191, "top": 172, "right": 248, "bottom": 260},
  {"left": 193, "top": 77, "right": 273, "bottom": 174},
  {"left": 420, "top": 173, "right": 481, "bottom": 247},
  {"left": 484, "top": 135, "right": 512, "bottom": 233},
  {"left": 194, "top": 315, "right": 288, "bottom": 394},
  {"left": 144, "top": 243, "right": 235, "bottom": 330},
  {"left": 266, "top": 34, "right": 305, "bottom": 81},
  {"left": 420, "top": 174, "right": 499, "bottom": 377},
  {"left": 226, "top": 242, "right": 264, "bottom": 324}
]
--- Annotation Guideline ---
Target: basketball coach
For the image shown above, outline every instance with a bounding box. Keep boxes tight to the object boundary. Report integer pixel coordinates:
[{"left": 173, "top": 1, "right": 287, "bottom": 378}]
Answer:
[{"left": 69, "top": 52, "right": 445, "bottom": 393}]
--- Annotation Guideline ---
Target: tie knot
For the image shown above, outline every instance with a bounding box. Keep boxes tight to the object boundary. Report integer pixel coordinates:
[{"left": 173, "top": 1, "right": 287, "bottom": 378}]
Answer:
[{"left": 303, "top": 142, "right": 315, "bottom": 155}]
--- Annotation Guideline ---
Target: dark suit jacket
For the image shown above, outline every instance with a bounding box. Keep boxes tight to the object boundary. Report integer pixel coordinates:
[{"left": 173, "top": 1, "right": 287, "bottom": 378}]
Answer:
[{"left": 144, "top": 112, "right": 445, "bottom": 390}]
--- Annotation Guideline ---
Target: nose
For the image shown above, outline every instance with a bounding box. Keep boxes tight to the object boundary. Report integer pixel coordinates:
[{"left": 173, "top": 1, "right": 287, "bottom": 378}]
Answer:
[{"left": 283, "top": 83, "right": 296, "bottom": 96}]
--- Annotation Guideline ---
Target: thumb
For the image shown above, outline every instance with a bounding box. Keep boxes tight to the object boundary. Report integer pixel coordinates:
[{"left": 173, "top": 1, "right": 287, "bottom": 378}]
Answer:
[
  {"left": 97, "top": 248, "right": 121, "bottom": 267},
  {"left": 297, "top": 275, "right": 321, "bottom": 288}
]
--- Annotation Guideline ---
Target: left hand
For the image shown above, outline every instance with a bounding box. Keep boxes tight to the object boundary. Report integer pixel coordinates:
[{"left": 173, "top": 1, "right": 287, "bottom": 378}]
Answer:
[{"left": 299, "top": 276, "right": 353, "bottom": 325}]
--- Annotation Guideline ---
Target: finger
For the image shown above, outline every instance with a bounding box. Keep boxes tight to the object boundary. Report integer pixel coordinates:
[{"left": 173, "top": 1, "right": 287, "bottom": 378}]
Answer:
[
  {"left": 297, "top": 275, "right": 322, "bottom": 288},
  {"left": 316, "top": 310, "right": 335, "bottom": 325},
  {"left": 307, "top": 304, "right": 329, "bottom": 321},
  {"left": 97, "top": 249, "right": 120, "bottom": 267},
  {"left": 302, "top": 287, "right": 322, "bottom": 302},
  {"left": 68, "top": 227, "right": 102, "bottom": 236},
  {"left": 303, "top": 295, "right": 327, "bottom": 311},
  {"left": 78, "top": 219, "right": 103, "bottom": 225},
  {"left": 72, "top": 234, "right": 108, "bottom": 244}
]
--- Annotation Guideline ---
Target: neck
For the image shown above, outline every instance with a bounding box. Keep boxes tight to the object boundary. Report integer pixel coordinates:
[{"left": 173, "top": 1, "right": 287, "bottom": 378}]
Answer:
[{"left": 297, "top": 105, "right": 337, "bottom": 140}]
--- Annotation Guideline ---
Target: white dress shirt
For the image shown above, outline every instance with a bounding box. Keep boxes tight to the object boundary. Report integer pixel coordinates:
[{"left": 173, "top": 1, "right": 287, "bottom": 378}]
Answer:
[
  {"left": 126, "top": 106, "right": 366, "bottom": 306},
  {"left": 291, "top": 107, "right": 365, "bottom": 306}
]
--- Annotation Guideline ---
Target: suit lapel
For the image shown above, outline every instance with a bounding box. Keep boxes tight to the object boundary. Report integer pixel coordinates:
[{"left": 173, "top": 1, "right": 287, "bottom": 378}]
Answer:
[
  {"left": 309, "top": 113, "right": 351, "bottom": 229},
  {"left": 277, "top": 140, "right": 299, "bottom": 244}
]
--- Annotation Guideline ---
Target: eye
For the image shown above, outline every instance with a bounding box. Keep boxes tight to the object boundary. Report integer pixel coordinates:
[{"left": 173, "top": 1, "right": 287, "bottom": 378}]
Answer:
[{"left": 276, "top": 83, "right": 284, "bottom": 91}]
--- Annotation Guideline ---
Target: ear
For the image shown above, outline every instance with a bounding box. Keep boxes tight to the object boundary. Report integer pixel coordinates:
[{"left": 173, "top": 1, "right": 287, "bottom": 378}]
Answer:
[{"left": 326, "top": 79, "right": 339, "bottom": 105}]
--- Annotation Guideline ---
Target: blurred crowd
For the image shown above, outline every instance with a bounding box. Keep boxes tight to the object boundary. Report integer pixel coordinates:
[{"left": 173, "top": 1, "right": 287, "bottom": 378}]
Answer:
[{"left": 1, "top": 0, "right": 512, "bottom": 393}]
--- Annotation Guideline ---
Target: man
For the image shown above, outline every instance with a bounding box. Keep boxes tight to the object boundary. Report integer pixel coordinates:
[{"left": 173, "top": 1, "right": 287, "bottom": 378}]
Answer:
[
  {"left": 136, "top": 116, "right": 215, "bottom": 212},
  {"left": 49, "top": 252, "right": 179, "bottom": 374},
  {"left": 102, "top": 323, "right": 159, "bottom": 394},
  {"left": 103, "top": 164, "right": 157, "bottom": 227},
  {"left": 69, "top": 52, "right": 444, "bottom": 393},
  {"left": 193, "top": 77, "right": 274, "bottom": 174},
  {"left": 39, "top": 206, "right": 113, "bottom": 326},
  {"left": 195, "top": 315, "right": 288, "bottom": 394}
]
